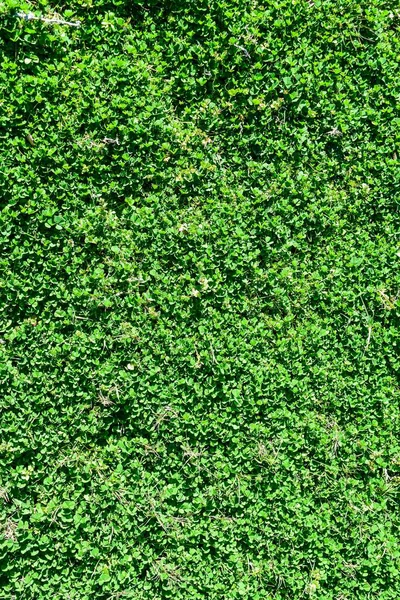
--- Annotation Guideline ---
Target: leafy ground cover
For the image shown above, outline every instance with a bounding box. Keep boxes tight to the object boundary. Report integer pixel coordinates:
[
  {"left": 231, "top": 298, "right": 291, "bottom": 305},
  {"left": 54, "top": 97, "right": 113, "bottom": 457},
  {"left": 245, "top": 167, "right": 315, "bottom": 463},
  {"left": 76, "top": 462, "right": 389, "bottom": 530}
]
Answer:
[{"left": 0, "top": 0, "right": 400, "bottom": 597}]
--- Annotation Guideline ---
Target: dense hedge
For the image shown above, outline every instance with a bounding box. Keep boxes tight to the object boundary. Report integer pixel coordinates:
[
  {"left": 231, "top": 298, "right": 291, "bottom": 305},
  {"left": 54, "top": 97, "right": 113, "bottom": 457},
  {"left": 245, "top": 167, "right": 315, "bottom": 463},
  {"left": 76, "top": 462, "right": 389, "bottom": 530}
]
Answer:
[{"left": 0, "top": 0, "right": 400, "bottom": 598}]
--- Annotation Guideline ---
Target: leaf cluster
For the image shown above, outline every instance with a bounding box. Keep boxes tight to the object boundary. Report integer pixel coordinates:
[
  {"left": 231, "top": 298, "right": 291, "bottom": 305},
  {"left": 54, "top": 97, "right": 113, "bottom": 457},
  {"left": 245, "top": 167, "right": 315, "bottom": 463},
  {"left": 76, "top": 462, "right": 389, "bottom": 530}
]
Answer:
[{"left": 0, "top": 0, "right": 400, "bottom": 598}]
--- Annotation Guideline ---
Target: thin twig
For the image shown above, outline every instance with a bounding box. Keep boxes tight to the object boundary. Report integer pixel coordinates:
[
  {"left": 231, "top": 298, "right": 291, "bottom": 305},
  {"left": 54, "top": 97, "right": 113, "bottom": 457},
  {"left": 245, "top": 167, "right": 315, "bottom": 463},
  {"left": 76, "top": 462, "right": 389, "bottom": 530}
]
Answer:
[
  {"left": 234, "top": 44, "right": 251, "bottom": 59},
  {"left": 102, "top": 137, "right": 120, "bottom": 145},
  {"left": 209, "top": 343, "right": 217, "bottom": 364},
  {"left": 326, "top": 127, "right": 342, "bottom": 137},
  {"left": 365, "top": 325, "right": 372, "bottom": 350},
  {"left": 17, "top": 11, "right": 81, "bottom": 28}
]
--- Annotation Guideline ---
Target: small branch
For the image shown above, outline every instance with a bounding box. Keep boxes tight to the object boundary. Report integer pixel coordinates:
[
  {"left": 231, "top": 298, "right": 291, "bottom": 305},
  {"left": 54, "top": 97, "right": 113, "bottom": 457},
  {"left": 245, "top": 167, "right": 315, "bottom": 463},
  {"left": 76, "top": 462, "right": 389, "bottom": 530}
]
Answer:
[{"left": 17, "top": 11, "right": 81, "bottom": 28}]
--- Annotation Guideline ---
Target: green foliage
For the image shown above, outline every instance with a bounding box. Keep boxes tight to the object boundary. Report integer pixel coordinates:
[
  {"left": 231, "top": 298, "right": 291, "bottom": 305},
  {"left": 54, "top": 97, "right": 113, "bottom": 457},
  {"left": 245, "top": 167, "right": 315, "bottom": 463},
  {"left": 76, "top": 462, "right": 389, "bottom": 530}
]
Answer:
[{"left": 0, "top": 0, "right": 400, "bottom": 597}]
